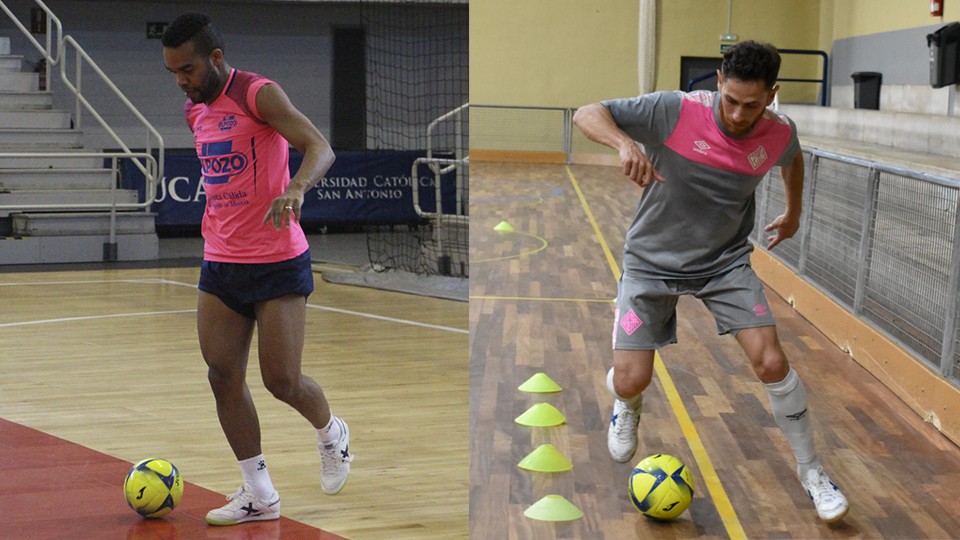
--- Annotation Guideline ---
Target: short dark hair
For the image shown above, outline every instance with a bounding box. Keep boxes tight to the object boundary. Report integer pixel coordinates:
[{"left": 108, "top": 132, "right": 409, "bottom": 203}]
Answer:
[
  {"left": 161, "top": 12, "right": 224, "bottom": 55},
  {"left": 721, "top": 40, "right": 781, "bottom": 89}
]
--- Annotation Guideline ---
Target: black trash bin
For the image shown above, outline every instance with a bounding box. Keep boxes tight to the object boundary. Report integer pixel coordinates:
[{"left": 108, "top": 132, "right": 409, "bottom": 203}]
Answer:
[
  {"left": 927, "top": 22, "right": 960, "bottom": 88},
  {"left": 851, "top": 71, "right": 882, "bottom": 110}
]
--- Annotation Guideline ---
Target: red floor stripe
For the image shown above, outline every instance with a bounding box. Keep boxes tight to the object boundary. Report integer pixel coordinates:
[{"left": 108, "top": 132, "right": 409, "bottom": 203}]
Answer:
[{"left": 0, "top": 418, "right": 346, "bottom": 539}]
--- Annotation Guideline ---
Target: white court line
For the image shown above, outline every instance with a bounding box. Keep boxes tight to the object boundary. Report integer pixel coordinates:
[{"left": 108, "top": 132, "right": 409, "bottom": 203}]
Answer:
[
  {"left": 0, "top": 278, "right": 172, "bottom": 287},
  {"left": 306, "top": 304, "right": 468, "bottom": 334},
  {"left": 0, "top": 309, "right": 196, "bottom": 328},
  {"left": 0, "top": 278, "right": 467, "bottom": 334}
]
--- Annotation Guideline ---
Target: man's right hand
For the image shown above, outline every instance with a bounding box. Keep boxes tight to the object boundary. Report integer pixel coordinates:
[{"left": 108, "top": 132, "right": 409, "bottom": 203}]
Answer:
[{"left": 619, "top": 141, "right": 665, "bottom": 187}]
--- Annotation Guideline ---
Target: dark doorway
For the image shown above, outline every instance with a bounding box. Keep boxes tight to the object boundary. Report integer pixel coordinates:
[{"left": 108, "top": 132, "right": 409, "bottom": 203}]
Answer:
[
  {"left": 332, "top": 26, "right": 366, "bottom": 150},
  {"left": 680, "top": 56, "right": 722, "bottom": 91}
]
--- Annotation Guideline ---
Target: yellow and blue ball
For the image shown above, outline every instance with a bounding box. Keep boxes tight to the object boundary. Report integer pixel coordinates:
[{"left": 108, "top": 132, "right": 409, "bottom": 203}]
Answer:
[
  {"left": 123, "top": 458, "right": 183, "bottom": 518},
  {"left": 628, "top": 453, "right": 694, "bottom": 520}
]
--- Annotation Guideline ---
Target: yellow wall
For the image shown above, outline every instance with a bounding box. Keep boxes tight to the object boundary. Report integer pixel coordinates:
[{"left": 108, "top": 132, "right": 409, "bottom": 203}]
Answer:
[
  {"left": 471, "top": 0, "right": 958, "bottom": 110},
  {"left": 470, "top": 0, "right": 960, "bottom": 152},
  {"left": 471, "top": 0, "right": 824, "bottom": 108},
  {"left": 823, "top": 0, "right": 959, "bottom": 39},
  {"left": 657, "top": 1, "right": 820, "bottom": 102},
  {"left": 469, "top": 0, "right": 639, "bottom": 107}
]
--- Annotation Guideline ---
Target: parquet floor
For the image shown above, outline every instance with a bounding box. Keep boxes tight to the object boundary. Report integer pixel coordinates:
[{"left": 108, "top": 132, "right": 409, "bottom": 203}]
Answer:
[
  {"left": 469, "top": 161, "right": 960, "bottom": 539},
  {"left": 0, "top": 265, "right": 468, "bottom": 540}
]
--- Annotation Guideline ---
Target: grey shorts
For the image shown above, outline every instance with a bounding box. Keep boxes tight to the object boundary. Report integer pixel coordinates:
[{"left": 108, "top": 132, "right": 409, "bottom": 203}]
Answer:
[{"left": 612, "top": 264, "right": 776, "bottom": 350}]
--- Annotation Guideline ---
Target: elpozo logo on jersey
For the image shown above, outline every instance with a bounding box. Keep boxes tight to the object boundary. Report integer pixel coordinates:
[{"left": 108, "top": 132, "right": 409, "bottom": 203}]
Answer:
[{"left": 199, "top": 141, "right": 248, "bottom": 185}]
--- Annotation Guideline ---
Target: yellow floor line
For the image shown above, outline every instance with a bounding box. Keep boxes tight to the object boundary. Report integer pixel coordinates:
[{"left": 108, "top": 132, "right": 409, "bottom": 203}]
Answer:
[
  {"left": 472, "top": 230, "right": 549, "bottom": 263},
  {"left": 565, "top": 167, "right": 621, "bottom": 285},
  {"left": 566, "top": 165, "right": 748, "bottom": 540},
  {"left": 470, "top": 295, "right": 613, "bottom": 303}
]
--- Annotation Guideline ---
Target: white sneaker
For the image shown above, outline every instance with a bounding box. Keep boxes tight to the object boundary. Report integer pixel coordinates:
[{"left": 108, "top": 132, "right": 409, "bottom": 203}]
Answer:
[
  {"left": 205, "top": 483, "right": 280, "bottom": 526},
  {"left": 319, "top": 416, "right": 354, "bottom": 494},
  {"left": 802, "top": 466, "right": 849, "bottom": 523},
  {"left": 608, "top": 399, "right": 640, "bottom": 463}
]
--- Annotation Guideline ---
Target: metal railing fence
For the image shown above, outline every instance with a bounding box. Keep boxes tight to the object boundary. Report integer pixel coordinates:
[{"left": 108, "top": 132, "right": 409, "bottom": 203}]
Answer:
[
  {"left": 0, "top": 0, "right": 163, "bottom": 213},
  {"left": 755, "top": 148, "right": 960, "bottom": 384}
]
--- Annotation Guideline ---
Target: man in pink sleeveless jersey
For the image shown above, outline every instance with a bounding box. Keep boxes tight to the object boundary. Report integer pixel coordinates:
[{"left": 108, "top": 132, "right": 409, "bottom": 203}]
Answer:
[
  {"left": 161, "top": 13, "right": 352, "bottom": 526},
  {"left": 574, "top": 41, "right": 848, "bottom": 524}
]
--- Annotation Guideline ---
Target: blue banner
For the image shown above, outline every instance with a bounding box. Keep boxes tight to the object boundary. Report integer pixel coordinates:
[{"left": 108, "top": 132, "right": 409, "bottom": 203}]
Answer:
[{"left": 122, "top": 150, "right": 459, "bottom": 227}]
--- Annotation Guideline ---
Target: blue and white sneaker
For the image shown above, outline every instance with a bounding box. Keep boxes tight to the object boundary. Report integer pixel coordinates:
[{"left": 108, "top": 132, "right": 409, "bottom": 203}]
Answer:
[
  {"left": 802, "top": 466, "right": 849, "bottom": 523},
  {"left": 319, "top": 416, "right": 354, "bottom": 494},
  {"left": 205, "top": 483, "right": 280, "bottom": 526},
  {"left": 608, "top": 399, "right": 640, "bottom": 463}
]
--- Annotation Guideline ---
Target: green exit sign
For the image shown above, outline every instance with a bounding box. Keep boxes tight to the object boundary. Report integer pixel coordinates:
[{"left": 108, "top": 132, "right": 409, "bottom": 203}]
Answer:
[
  {"left": 720, "top": 42, "right": 736, "bottom": 53},
  {"left": 146, "top": 22, "right": 168, "bottom": 40}
]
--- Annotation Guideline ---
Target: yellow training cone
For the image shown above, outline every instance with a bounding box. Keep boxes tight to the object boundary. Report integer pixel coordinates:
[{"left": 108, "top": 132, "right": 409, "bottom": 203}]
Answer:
[
  {"left": 514, "top": 403, "right": 566, "bottom": 427},
  {"left": 493, "top": 220, "right": 514, "bottom": 232},
  {"left": 523, "top": 494, "right": 583, "bottom": 521},
  {"left": 518, "top": 372, "right": 562, "bottom": 393},
  {"left": 518, "top": 444, "right": 573, "bottom": 472}
]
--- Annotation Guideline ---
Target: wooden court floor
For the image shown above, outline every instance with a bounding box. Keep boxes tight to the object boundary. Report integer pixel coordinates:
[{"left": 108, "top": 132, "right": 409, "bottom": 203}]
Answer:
[
  {"left": 469, "top": 161, "right": 960, "bottom": 539},
  {"left": 0, "top": 265, "right": 468, "bottom": 539}
]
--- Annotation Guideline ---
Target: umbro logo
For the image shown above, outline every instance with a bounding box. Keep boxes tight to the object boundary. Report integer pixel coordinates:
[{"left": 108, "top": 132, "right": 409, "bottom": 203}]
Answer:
[{"left": 693, "top": 140, "right": 710, "bottom": 155}]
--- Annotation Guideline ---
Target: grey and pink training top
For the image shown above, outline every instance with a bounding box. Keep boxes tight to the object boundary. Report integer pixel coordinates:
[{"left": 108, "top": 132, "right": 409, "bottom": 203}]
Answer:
[{"left": 603, "top": 90, "right": 800, "bottom": 280}]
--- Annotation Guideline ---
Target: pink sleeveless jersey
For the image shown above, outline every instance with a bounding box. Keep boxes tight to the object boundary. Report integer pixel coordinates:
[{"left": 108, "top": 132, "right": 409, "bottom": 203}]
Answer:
[{"left": 185, "top": 69, "right": 309, "bottom": 263}]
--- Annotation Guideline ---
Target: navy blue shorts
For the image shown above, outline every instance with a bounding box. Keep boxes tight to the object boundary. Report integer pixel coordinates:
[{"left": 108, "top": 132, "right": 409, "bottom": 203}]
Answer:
[{"left": 198, "top": 250, "right": 314, "bottom": 320}]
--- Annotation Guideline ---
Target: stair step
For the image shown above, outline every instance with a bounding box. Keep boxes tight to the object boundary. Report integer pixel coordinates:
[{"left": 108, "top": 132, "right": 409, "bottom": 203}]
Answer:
[
  {"left": 0, "top": 168, "right": 114, "bottom": 190},
  {"left": 0, "top": 189, "right": 139, "bottom": 217},
  {"left": 0, "top": 55, "right": 25, "bottom": 70},
  {"left": 0, "top": 153, "right": 104, "bottom": 169},
  {"left": 0, "top": 109, "right": 71, "bottom": 129},
  {"left": 0, "top": 72, "right": 38, "bottom": 92},
  {"left": 12, "top": 211, "right": 156, "bottom": 236},
  {"left": 0, "top": 129, "right": 83, "bottom": 149},
  {"left": 0, "top": 91, "right": 53, "bottom": 110},
  {"left": 0, "top": 234, "right": 159, "bottom": 264}
]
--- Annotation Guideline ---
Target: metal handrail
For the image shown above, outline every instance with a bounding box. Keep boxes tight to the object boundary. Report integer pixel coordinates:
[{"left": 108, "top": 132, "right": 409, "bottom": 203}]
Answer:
[
  {"left": 426, "top": 102, "right": 468, "bottom": 176},
  {"left": 0, "top": 0, "right": 164, "bottom": 220},
  {"left": 0, "top": 0, "right": 61, "bottom": 83},
  {"left": 411, "top": 156, "right": 469, "bottom": 221},
  {"left": 0, "top": 151, "right": 159, "bottom": 211},
  {"left": 59, "top": 35, "right": 164, "bottom": 183}
]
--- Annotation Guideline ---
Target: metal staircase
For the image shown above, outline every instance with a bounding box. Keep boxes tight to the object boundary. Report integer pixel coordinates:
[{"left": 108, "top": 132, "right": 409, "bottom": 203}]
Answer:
[{"left": 0, "top": 1, "right": 163, "bottom": 265}]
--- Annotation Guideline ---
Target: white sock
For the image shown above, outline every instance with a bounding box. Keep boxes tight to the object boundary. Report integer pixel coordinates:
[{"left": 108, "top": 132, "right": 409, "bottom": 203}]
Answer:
[
  {"left": 607, "top": 367, "right": 643, "bottom": 410},
  {"left": 238, "top": 454, "right": 276, "bottom": 499},
  {"left": 317, "top": 415, "right": 342, "bottom": 446},
  {"left": 765, "top": 367, "right": 820, "bottom": 478}
]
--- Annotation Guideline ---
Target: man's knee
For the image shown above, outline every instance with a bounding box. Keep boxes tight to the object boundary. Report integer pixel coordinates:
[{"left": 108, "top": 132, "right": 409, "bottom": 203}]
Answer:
[
  {"left": 262, "top": 371, "right": 300, "bottom": 403},
  {"left": 608, "top": 359, "right": 653, "bottom": 399}
]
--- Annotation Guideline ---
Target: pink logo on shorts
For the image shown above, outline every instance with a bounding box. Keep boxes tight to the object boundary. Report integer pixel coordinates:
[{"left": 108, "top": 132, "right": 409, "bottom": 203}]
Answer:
[
  {"left": 619, "top": 309, "right": 643, "bottom": 335},
  {"left": 753, "top": 304, "right": 769, "bottom": 317}
]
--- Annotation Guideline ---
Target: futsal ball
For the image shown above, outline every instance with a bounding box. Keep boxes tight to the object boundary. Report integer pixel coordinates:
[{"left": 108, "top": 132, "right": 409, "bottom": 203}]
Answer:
[
  {"left": 628, "top": 453, "right": 694, "bottom": 520},
  {"left": 123, "top": 458, "right": 184, "bottom": 518}
]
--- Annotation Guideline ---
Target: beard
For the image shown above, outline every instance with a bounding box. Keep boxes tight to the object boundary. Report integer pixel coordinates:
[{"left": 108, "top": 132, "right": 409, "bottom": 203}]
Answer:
[{"left": 183, "top": 67, "right": 223, "bottom": 104}]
